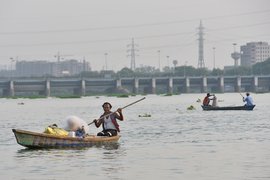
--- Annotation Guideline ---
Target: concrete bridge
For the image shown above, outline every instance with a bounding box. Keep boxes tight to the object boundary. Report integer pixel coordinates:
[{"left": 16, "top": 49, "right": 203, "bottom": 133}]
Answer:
[{"left": 0, "top": 76, "right": 269, "bottom": 97}]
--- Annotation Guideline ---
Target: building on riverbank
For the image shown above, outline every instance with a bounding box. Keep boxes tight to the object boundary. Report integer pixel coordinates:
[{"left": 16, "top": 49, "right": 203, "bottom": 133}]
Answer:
[
  {"left": 0, "top": 59, "right": 91, "bottom": 78},
  {"left": 241, "top": 42, "right": 270, "bottom": 66}
]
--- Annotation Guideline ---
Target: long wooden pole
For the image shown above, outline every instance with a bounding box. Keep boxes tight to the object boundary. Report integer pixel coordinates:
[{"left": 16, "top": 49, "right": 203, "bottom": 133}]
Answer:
[
  {"left": 239, "top": 92, "right": 244, "bottom": 98},
  {"left": 88, "top": 97, "right": 146, "bottom": 126}
]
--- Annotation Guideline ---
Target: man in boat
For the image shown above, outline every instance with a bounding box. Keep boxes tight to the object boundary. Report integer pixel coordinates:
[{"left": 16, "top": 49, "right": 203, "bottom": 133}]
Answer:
[
  {"left": 203, "top": 93, "right": 214, "bottom": 106},
  {"left": 93, "top": 102, "right": 124, "bottom": 137},
  {"left": 243, "top": 92, "right": 254, "bottom": 106}
]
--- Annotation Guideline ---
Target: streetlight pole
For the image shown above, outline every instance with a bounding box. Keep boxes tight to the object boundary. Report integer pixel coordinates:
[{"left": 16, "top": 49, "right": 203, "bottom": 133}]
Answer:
[
  {"left": 213, "top": 47, "right": 216, "bottom": 69},
  {"left": 157, "top": 50, "right": 161, "bottom": 71},
  {"left": 259, "top": 42, "right": 263, "bottom": 75},
  {"left": 166, "top": 55, "right": 170, "bottom": 67},
  {"left": 9, "top": 57, "right": 17, "bottom": 79},
  {"left": 184, "top": 61, "right": 187, "bottom": 77},
  {"left": 104, "top": 53, "right": 108, "bottom": 71}
]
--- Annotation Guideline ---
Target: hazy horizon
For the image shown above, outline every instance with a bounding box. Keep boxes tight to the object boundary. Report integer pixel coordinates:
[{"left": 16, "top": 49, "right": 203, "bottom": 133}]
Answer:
[{"left": 1, "top": 0, "right": 270, "bottom": 71}]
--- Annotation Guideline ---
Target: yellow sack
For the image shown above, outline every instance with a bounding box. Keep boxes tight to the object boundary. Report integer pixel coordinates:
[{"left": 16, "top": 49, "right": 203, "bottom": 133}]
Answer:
[{"left": 44, "top": 126, "right": 68, "bottom": 136}]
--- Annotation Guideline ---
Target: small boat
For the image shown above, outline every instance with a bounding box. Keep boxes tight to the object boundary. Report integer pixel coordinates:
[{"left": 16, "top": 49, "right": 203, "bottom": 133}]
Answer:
[
  {"left": 201, "top": 105, "right": 255, "bottom": 111},
  {"left": 12, "top": 129, "right": 120, "bottom": 149}
]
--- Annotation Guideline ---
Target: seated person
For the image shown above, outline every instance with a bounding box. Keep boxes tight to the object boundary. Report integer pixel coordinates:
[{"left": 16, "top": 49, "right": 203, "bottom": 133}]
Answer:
[
  {"left": 65, "top": 116, "right": 89, "bottom": 137},
  {"left": 212, "top": 95, "right": 218, "bottom": 107},
  {"left": 243, "top": 92, "right": 254, "bottom": 106},
  {"left": 94, "top": 102, "right": 124, "bottom": 137},
  {"left": 203, "top": 93, "right": 214, "bottom": 106}
]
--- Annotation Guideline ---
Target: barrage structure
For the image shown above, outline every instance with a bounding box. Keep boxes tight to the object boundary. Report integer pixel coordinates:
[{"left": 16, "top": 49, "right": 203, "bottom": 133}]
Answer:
[{"left": 0, "top": 75, "right": 269, "bottom": 97}]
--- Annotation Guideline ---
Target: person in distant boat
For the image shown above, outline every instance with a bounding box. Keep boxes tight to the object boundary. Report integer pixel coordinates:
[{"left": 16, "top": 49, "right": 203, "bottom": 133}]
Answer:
[
  {"left": 243, "top": 92, "right": 254, "bottom": 106},
  {"left": 203, "top": 93, "right": 214, "bottom": 106},
  {"left": 94, "top": 102, "right": 124, "bottom": 137}
]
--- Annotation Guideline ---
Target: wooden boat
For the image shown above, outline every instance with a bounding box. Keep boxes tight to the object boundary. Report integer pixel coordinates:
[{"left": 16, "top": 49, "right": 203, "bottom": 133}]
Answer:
[
  {"left": 201, "top": 105, "right": 255, "bottom": 111},
  {"left": 12, "top": 129, "right": 120, "bottom": 148}
]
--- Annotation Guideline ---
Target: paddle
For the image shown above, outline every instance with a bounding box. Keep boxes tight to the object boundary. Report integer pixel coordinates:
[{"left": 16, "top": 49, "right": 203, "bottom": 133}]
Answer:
[
  {"left": 239, "top": 92, "right": 244, "bottom": 98},
  {"left": 88, "top": 97, "right": 146, "bottom": 126}
]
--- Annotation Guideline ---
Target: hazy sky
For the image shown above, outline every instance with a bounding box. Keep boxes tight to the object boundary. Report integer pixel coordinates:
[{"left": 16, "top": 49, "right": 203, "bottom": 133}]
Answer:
[{"left": 1, "top": 0, "right": 270, "bottom": 71}]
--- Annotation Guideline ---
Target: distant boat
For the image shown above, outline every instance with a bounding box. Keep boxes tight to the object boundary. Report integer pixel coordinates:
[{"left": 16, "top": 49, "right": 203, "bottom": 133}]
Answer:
[
  {"left": 201, "top": 105, "right": 255, "bottom": 111},
  {"left": 12, "top": 129, "right": 120, "bottom": 149}
]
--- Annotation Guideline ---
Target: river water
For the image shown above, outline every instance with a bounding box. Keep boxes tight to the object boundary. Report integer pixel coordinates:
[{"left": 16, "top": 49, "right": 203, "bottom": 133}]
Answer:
[{"left": 0, "top": 93, "right": 270, "bottom": 180}]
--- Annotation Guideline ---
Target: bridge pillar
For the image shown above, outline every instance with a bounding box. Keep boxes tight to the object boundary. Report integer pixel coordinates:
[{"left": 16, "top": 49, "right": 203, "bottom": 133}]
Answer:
[
  {"left": 219, "top": 76, "right": 224, "bottom": 93},
  {"left": 133, "top": 78, "right": 139, "bottom": 94},
  {"left": 168, "top": 77, "right": 173, "bottom": 94},
  {"left": 253, "top": 76, "right": 258, "bottom": 93},
  {"left": 9, "top": 80, "right": 15, "bottom": 97},
  {"left": 201, "top": 76, "right": 207, "bottom": 93},
  {"left": 45, "top": 80, "right": 51, "bottom": 97},
  {"left": 185, "top": 77, "right": 190, "bottom": 93},
  {"left": 235, "top": 76, "right": 241, "bottom": 92},
  {"left": 81, "top": 80, "right": 86, "bottom": 96},
  {"left": 151, "top": 78, "right": 156, "bottom": 94}
]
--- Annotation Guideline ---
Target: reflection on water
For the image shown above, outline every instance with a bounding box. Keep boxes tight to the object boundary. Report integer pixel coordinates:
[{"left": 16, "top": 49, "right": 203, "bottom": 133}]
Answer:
[
  {"left": 16, "top": 142, "right": 121, "bottom": 158},
  {"left": 1, "top": 94, "right": 270, "bottom": 179}
]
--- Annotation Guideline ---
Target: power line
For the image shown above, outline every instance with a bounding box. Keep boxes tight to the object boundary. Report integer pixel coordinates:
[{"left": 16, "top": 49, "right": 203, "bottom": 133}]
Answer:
[
  {"left": 1, "top": 9, "right": 270, "bottom": 35},
  {"left": 1, "top": 20, "right": 270, "bottom": 48},
  {"left": 206, "top": 21, "right": 270, "bottom": 32},
  {"left": 1, "top": 32, "right": 270, "bottom": 60}
]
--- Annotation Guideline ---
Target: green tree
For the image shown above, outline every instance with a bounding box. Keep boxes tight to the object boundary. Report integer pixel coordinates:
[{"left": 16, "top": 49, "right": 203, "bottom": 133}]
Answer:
[
  {"left": 252, "top": 58, "right": 270, "bottom": 75},
  {"left": 117, "top": 67, "right": 134, "bottom": 77},
  {"left": 211, "top": 68, "right": 224, "bottom": 76}
]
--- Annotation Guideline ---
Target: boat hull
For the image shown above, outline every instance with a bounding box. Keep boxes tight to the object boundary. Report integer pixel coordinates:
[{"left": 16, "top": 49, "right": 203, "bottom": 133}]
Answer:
[
  {"left": 12, "top": 129, "right": 120, "bottom": 148},
  {"left": 201, "top": 105, "right": 255, "bottom": 111}
]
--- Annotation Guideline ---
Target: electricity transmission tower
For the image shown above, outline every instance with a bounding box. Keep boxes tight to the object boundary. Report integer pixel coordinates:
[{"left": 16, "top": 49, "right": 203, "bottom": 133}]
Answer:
[
  {"left": 197, "top": 20, "right": 205, "bottom": 68},
  {"left": 127, "top": 38, "right": 139, "bottom": 71}
]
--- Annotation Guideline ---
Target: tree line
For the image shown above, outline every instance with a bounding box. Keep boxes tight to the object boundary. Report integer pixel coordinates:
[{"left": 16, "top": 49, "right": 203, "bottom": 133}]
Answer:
[{"left": 80, "top": 58, "right": 270, "bottom": 78}]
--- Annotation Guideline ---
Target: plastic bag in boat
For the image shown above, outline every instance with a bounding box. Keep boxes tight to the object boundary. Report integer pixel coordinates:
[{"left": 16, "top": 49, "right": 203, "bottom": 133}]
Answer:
[{"left": 44, "top": 125, "right": 69, "bottom": 136}]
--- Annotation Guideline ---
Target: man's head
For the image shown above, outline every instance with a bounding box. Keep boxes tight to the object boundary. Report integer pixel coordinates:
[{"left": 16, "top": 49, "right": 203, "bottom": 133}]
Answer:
[
  {"left": 102, "top": 102, "right": 112, "bottom": 111},
  {"left": 246, "top": 92, "right": 250, "bottom": 96}
]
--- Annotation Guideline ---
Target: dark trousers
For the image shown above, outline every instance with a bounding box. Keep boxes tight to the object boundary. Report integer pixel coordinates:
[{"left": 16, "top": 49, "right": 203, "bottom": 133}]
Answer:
[{"left": 97, "top": 129, "right": 117, "bottom": 137}]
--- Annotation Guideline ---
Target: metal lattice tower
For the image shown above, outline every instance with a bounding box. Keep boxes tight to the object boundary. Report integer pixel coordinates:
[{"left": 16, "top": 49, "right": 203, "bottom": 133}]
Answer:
[
  {"left": 127, "top": 38, "right": 139, "bottom": 70},
  {"left": 197, "top": 20, "right": 205, "bottom": 68}
]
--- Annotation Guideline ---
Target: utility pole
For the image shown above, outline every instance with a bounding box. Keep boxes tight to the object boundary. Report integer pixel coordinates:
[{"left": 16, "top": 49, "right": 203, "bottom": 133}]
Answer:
[
  {"left": 259, "top": 41, "right": 263, "bottom": 75},
  {"left": 104, "top": 53, "right": 108, "bottom": 71},
  {"left": 184, "top": 61, "right": 188, "bottom": 77},
  {"left": 157, "top": 50, "right": 161, "bottom": 71},
  {"left": 197, "top": 20, "right": 205, "bottom": 69},
  {"left": 127, "top": 38, "right": 139, "bottom": 71},
  {"left": 9, "top": 56, "right": 18, "bottom": 79},
  {"left": 166, "top": 55, "right": 170, "bottom": 67},
  {"left": 213, "top": 47, "right": 216, "bottom": 69}
]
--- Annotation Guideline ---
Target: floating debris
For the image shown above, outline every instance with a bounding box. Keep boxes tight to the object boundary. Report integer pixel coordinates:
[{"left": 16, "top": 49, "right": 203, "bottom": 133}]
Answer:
[
  {"left": 138, "top": 113, "right": 151, "bottom": 117},
  {"left": 187, "top": 105, "right": 196, "bottom": 110}
]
